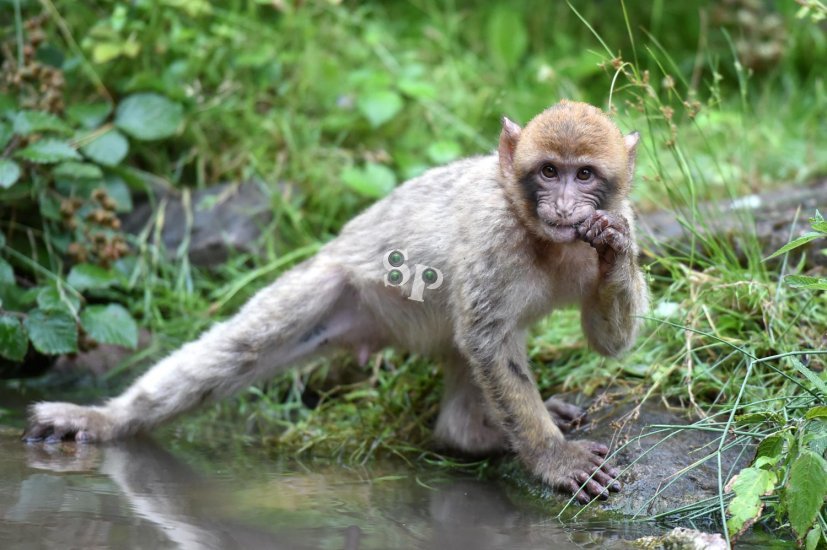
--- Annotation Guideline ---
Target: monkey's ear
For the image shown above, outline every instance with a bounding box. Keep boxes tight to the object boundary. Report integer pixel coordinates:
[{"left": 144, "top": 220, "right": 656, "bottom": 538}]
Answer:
[
  {"left": 624, "top": 131, "right": 640, "bottom": 155},
  {"left": 498, "top": 116, "right": 522, "bottom": 179}
]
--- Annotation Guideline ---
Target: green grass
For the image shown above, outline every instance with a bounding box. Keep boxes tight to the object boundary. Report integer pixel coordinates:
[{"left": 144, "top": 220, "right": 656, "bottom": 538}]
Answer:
[{"left": 3, "top": 0, "right": 827, "bottom": 544}]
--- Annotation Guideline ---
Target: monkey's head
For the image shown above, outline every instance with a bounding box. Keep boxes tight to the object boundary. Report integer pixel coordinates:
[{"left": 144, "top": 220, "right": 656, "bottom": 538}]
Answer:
[{"left": 498, "top": 100, "right": 639, "bottom": 243}]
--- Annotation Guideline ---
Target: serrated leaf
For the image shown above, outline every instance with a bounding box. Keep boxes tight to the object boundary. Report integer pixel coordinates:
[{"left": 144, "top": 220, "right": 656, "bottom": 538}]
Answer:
[
  {"left": 486, "top": 7, "right": 528, "bottom": 69},
  {"left": 766, "top": 232, "right": 824, "bottom": 260},
  {"left": 806, "top": 406, "right": 827, "bottom": 420},
  {"left": 66, "top": 103, "right": 113, "bottom": 128},
  {"left": 81, "top": 129, "right": 129, "bottom": 166},
  {"left": 23, "top": 308, "right": 77, "bottom": 355},
  {"left": 426, "top": 140, "right": 462, "bottom": 165},
  {"left": 37, "top": 286, "right": 80, "bottom": 316},
  {"left": 341, "top": 163, "right": 396, "bottom": 198},
  {"left": 12, "top": 110, "right": 71, "bottom": 136},
  {"left": 115, "top": 93, "right": 183, "bottom": 141},
  {"left": 785, "top": 275, "right": 827, "bottom": 291},
  {"left": 726, "top": 466, "right": 776, "bottom": 539},
  {"left": 0, "top": 315, "right": 28, "bottom": 362},
  {"left": 785, "top": 450, "right": 827, "bottom": 540},
  {"left": 15, "top": 139, "right": 81, "bottom": 164},
  {"left": 357, "top": 90, "right": 403, "bottom": 128},
  {"left": 756, "top": 433, "right": 786, "bottom": 460},
  {"left": 80, "top": 304, "right": 137, "bottom": 348},
  {"left": 53, "top": 161, "right": 104, "bottom": 181},
  {"left": 67, "top": 263, "right": 119, "bottom": 291},
  {"left": 0, "top": 159, "right": 21, "bottom": 189}
]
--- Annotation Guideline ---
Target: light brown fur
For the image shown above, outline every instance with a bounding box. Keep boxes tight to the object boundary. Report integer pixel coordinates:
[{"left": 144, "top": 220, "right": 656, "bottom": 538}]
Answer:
[{"left": 25, "top": 100, "right": 649, "bottom": 503}]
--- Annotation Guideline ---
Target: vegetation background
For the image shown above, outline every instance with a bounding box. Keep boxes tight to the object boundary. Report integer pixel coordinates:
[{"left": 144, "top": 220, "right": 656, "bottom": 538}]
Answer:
[{"left": 1, "top": 0, "right": 826, "bottom": 545}]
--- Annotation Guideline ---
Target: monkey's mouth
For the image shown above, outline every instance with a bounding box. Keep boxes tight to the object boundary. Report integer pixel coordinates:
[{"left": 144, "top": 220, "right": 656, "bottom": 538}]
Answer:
[{"left": 541, "top": 221, "right": 579, "bottom": 243}]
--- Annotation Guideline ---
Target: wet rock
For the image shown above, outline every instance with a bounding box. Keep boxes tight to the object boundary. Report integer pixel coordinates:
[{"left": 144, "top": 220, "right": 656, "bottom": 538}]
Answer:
[
  {"left": 633, "top": 527, "right": 727, "bottom": 550},
  {"left": 122, "top": 181, "right": 274, "bottom": 267},
  {"left": 565, "top": 394, "right": 751, "bottom": 517}
]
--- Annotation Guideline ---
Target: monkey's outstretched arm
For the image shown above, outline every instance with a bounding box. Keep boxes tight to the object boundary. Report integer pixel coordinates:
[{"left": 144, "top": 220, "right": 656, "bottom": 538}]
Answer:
[
  {"left": 578, "top": 210, "right": 649, "bottom": 357},
  {"left": 25, "top": 258, "right": 366, "bottom": 442},
  {"left": 455, "top": 282, "right": 619, "bottom": 503}
]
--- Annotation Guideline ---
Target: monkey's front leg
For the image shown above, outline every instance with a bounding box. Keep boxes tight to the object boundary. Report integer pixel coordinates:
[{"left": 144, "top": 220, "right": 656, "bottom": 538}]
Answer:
[
  {"left": 458, "top": 327, "right": 619, "bottom": 503},
  {"left": 577, "top": 210, "right": 649, "bottom": 357}
]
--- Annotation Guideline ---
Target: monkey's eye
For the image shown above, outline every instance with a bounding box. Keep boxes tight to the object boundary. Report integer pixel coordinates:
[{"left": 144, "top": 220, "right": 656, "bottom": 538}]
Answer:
[
  {"left": 540, "top": 164, "right": 558, "bottom": 179},
  {"left": 576, "top": 167, "right": 593, "bottom": 181}
]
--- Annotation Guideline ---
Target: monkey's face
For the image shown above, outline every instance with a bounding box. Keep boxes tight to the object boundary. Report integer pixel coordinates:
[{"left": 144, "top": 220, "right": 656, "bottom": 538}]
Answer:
[{"left": 498, "top": 101, "right": 638, "bottom": 244}]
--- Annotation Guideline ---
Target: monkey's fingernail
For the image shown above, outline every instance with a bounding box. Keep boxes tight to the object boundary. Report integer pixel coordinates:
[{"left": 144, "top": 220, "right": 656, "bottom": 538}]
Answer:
[
  {"left": 608, "top": 468, "right": 620, "bottom": 478},
  {"left": 610, "top": 482, "right": 621, "bottom": 491}
]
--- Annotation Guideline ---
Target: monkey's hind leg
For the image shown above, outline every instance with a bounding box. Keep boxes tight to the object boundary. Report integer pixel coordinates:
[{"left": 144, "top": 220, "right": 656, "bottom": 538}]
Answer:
[{"left": 25, "top": 258, "right": 382, "bottom": 443}]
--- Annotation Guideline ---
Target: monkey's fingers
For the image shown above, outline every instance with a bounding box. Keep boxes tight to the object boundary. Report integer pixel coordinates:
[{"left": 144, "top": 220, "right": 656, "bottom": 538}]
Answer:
[{"left": 576, "top": 472, "right": 610, "bottom": 500}]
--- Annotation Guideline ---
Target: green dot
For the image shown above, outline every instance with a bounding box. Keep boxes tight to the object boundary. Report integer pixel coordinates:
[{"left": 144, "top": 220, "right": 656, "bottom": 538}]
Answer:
[
  {"left": 389, "top": 269, "right": 402, "bottom": 284},
  {"left": 422, "top": 268, "right": 437, "bottom": 284},
  {"left": 389, "top": 251, "right": 404, "bottom": 267}
]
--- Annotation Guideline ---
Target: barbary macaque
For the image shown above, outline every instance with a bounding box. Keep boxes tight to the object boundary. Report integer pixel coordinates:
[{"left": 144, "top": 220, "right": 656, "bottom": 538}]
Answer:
[{"left": 25, "top": 100, "right": 649, "bottom": 503}]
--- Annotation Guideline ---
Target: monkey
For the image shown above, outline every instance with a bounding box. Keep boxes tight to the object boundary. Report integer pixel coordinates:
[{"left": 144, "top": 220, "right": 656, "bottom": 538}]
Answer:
[{"left": 24, "top": 100, "right": 649, "bottom": 504}]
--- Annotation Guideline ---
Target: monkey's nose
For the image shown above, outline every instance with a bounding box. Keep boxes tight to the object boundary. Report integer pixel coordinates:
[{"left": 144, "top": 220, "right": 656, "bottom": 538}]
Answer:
[{"left": 555, "top": 204, "right": 574, "bottom": 219}]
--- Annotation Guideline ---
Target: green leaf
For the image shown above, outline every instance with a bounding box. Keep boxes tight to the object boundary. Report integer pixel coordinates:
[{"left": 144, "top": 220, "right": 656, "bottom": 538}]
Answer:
[
  {"left": 15, "top": 139, "right": 81, "bottom": 164},
  {"left": 67, "top": 263, "right": 119, "bottom": 291},
  {"left": 37, "top": 286, "right": 80, "bottom": 316},
  {"left": 101, "top": 175, "right": 132, "bottom": 212},
  {"left": 115, "top": 93, "right": 184, "bottom": 141},
  {"left": 53, "top": 161, "right": 104, "bottom": 181},
  {"left": 805, "top": 524, "right": 822, "bottom": 550},
  {"left": 756, "top": 433, "right": 786, "bottom": 461},
  {"left": 806, "top": 406, "right": 827, "bottom": 420},
  {"left": 0, "top": 121, "right": 11, "bottom": 149},
  {"left": 790, "top": 357, "right": 827, "bottom": 398},
  {"left": 12, "top": 110, "right": 71, "bottom": 136},
  {"left": 0, "top": 159, "right": 21, "bottom": 189},
  {"left": 81, "top": 129, "right": 129, "bottom": 166},
  {"left": 426, "top": 140, "right": 462, "bottom": 165},
  {"left": 341, "top": 163, "right": 397, "bottom": 198},
  {"left": 23, "top": 309, "right": 77, "bottom": 355},
  {"left": 80, "top": 304, "right": 137, "bottom": 348},
  {"left": 765, "top": 232, "right": 824, "bottom": 260},
  {"left": 785, "top": 450, "right": 827, "bottom": 540},
  {"left": 66, "top": 103, "right": 113, "bottom": 128},
  {"left": 398, "top": 79, "right": 436, "bottom": 100},
  {"left": 785, "top": 275, "right": 827, "bottom": 291},
  {"left": 0, "top": 315, "right": 28, "bottom": 362},
  {"left": 0, "top": 257, "right": 14, "bottom": 286},
  {"left": 486, "top": 7, "right": 528, "bottom": 69},
  {"left": 357, "top": 90, "right": 403, "bottom": 127},
  {"left": 726, "top": 466, "right": 776, "bottom": 538}
]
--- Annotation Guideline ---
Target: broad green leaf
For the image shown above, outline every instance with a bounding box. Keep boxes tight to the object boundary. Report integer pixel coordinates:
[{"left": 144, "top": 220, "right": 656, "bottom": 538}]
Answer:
[
  {"left": 12, "top": 110, "right": 71, "bottom": 136},
  {"left": 785, "top": 275, "right": 827, "bottom": 291},
  {"left": 341, "top": 163, "right": 396, "bottom": 198},
  {"left": 357, "top": 90, "right": 403, "bottom": 127},
  {"left": 53, "top": 161, "right": 104, "bottom": 181},
  {"left": 0, "top": 258, "right": 14, "bottom": 286},
  {"left": 785, "top": 450, "right": 827, "bottom": 540},
  {"left": 66, "top": 103, "right": 113, "bottom": 128},
  {"left": 115, "top": 93, "right": 184, "bottom": 141},
  {"left": 765, "top": 232, "right": 824, "bottom": 260},
  {"left": 23, "top": 308, "right": 77, "bottom": 355},
  {"left": 67, "top": 263, "right": 119, "bottom": 291},
  {"left": 806, "top": 406, "right": 827, "bottom": 420},
  {"left": 101, "top": 175, "right": 132, "bottom": 212},
  {"left": 790, "top": 357, "right": 827, "bottom": 398},
  {"left": 426, "top": 140, "right": 462, "bottom": 165},
  {"left": 80, "top": 304, "right": 137, "bottom": 348},
  {"left": 398, "top": 79, "right": 437, "bottom": 100},
  {"left": 81, "top": 129, "right": 129, "bottom": 166},
  {"left": 756, "top": 433, "right": 786, "bottom": 461},
  {"left": 486, "top": 7, "right": 528, "bottom": 69},
  {"left": 726, "top": 466, "right": 776, "bottom": 538},
  {"left": 15, "top": 139, "right": 81, "bottom": 164},
  {"left": 0, "top": 315, "right": 28, "bottom": 362},
  {"left": 36, "top": 286, "right": 80, "bottom": 316},
  {"left": 805, "top": 524, "right": 822, "bottom": 550},
  {"left": 0, "top": 159, "right": 21, "bottom": 189}
]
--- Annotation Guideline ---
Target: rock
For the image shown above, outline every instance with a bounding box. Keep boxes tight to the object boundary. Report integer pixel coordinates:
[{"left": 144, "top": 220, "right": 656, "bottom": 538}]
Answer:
[
  {"left": 633, "top": 527, "right": 727, "bottom": 550},
  {"left": 122, "top": 181, "right": 274, "bottom": 267},
  {"left": 564, "top": 394, "right": 751, "bottom": 517}
]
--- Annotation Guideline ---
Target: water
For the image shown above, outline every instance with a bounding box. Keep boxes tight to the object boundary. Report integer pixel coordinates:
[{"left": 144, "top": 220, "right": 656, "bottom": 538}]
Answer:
[{"left": 0, "top": 426, "right": 656, "bottom": 550}]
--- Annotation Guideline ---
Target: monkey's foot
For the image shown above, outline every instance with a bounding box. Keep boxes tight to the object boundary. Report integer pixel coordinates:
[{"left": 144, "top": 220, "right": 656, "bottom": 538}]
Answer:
[
  {"left": 544, "top": 396, "right": 586, "bottom": 433},
  {"left": 541, "top": 440, "right": 620, "bottom": 504},
  {"left": 23, "top": 402, "right": 116, "bottom": 443}
]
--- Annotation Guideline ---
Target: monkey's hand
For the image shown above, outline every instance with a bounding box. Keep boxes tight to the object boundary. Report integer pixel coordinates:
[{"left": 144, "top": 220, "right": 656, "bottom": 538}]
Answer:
[
  {"left": 576, "top": 210, "right": 631, "bottom": 270},
  {"left": 538, "top": 439, "right": 620, "bottom": 504}
]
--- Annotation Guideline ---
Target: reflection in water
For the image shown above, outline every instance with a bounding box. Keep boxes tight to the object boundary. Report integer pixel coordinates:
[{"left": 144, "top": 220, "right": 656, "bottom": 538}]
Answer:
[{"left": 0, "top": 434, "right": 627, "bottom": 549}]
